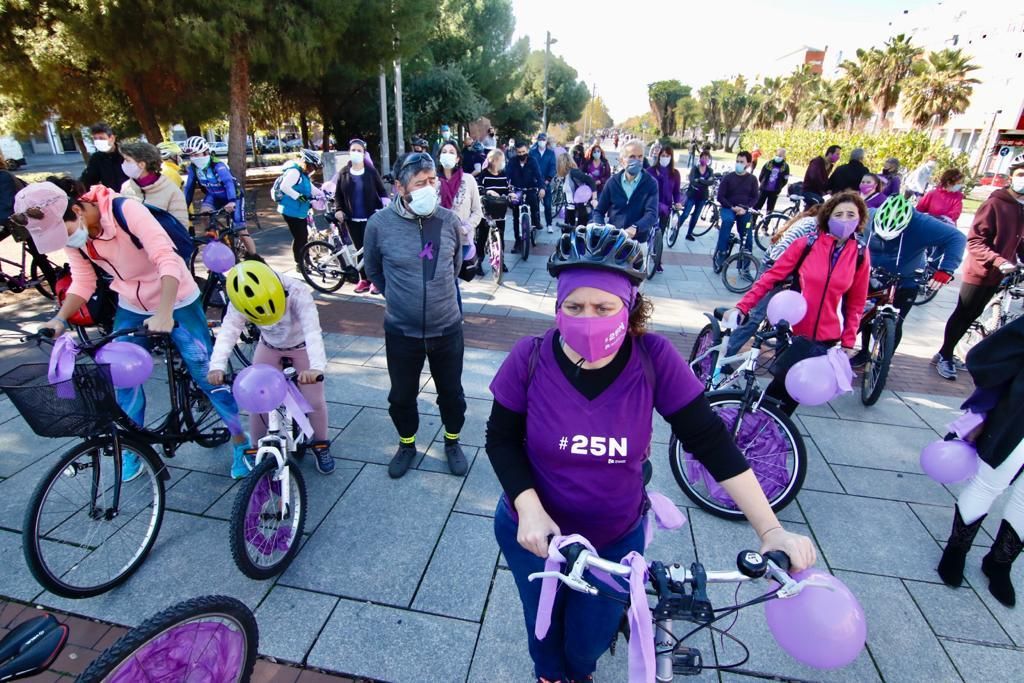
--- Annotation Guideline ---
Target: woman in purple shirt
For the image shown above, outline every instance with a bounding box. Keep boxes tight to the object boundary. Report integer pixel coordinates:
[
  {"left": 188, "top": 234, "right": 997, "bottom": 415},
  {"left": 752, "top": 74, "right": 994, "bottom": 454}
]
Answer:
[
  {"left": 582, "top": 144, "right": 611, "bottom": 196},
  {"left": 486, "top": 226, "right": 816, "bottom": 683}
]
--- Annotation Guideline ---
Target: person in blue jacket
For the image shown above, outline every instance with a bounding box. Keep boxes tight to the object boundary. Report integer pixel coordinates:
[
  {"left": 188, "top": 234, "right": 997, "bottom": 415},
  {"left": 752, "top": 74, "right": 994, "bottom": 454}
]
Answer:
[
  {"left": 592, "top": 140, "right": 659, "bottom": 257},
  {"left": 507, "top": 139, "right": 545, "bottom": 254},
  {"left": 851, "top": 194, "right": 966, "bottom": 367},
  {"left": 529, "top": 133, "right": 557, "bottom": 228},
  {"left": 181, "top": 136, "right": 254, "bottom": 254}
]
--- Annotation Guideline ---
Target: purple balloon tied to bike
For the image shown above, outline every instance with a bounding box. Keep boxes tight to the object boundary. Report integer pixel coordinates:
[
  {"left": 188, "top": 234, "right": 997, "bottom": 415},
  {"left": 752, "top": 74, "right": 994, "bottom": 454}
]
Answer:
[
  {"left": 766, "top": 290, "right": 807, "bottom": 326},
  {"left": 202, "top": 241, "right": 236, "bottom": 274},
  {"left": 95, "top": 341, "right": 154, "bottom": 388},
  {"left": 232, "top": 364, "right": 288, "bottom": 413},
  {"left": 920, "top": 438, "right": 979, "bottom": 484}
]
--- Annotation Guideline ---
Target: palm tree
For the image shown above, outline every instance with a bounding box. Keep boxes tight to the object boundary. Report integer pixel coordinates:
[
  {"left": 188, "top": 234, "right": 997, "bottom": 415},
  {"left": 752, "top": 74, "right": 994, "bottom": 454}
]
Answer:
[
  {"left": 750, "top": 76, "right": 785, "bottom": 129},
  {"left": 836, "top": 52, "right": 874, "bottom": 131},
  {"left": 863, "top": 34, "right": 923, "bottom": 129},
  {"left": 902, "top": 48, "right": 980, "bottom": 132},
  {"left": 780, "top": 65, "right": 818, "bottom": 125},
  {"left": 804, "top": 79, "right": 844, "bottom": 130}
]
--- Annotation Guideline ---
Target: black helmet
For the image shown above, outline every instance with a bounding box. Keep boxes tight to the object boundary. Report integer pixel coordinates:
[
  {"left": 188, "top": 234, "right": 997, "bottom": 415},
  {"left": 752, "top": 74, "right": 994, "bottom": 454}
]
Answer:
[{"left": 548, "top": 225, "right": 646, "bottom": 285}]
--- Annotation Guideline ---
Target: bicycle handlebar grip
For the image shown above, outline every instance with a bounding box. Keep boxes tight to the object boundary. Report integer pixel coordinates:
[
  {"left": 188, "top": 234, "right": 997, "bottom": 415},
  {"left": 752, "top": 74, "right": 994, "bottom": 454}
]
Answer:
[
  {"left": 38, "top": 327, "right": 56, "bottom": 339},
  {"left": 764, "top": 550, "right": 791, "bottom": 572}
]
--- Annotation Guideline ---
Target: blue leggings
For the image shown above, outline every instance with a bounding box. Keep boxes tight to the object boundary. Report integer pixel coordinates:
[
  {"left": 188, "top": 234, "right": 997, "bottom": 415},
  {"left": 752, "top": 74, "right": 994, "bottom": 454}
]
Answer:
[
  {"left": 112, "top": 299, "right": 243, "bottom": 436},
  {"left": 679, "top": 196, "right": 706, "bottom": 232},
  {"left": 495, "top": 501, "right": 643, "bottom": 681}
]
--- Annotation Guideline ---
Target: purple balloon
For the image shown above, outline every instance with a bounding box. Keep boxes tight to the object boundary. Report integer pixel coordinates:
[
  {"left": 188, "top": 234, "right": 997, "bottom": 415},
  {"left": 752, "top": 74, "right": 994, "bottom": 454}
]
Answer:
[
  {"left": 573, "top": 185, "right": 593, "bottom": 204},
  {"left": 202, "top": 241, "right": 236, "bottom": 274},
  {"left": 785, "top": 356, "right": 839, "bottom": 406},
  {"left": 232, "top": 364, "right": 288, "bottom": 413},
  {"left": 920, "top": 439, "right": 979, "bottom": 484},
  {"left": 95, "top": 341, "right": 154, "bottom": 388},
  {"left": 766, "top": 290, "right": 808, "bottom": 326},
  {"left": 765, "top": 569, "right": 867, "bottom": 669}
]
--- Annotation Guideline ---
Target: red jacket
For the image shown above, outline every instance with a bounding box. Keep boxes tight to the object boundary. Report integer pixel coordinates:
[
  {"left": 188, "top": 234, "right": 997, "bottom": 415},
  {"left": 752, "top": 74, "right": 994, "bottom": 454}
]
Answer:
[
  {"left": 963, "top": 188, "right": 1024, "bottom": 286},
  {"left": 917, "top": 188, "right": 964, "bottom": 223},
  {"left": 737, "top": 232, "right": 870, "bottom": 348}
]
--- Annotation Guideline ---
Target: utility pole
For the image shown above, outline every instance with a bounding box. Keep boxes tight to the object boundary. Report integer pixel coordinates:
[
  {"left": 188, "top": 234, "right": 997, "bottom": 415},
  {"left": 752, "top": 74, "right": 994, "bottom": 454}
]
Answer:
[
  {"left": 378, "top": 66, "right": 391, "bottom": 174},
  {"left": 394, "top": 32, "right": 405, "bottom": 158},
  {"left": 541, "top": 31, "right": 557, "bottom": 133}
]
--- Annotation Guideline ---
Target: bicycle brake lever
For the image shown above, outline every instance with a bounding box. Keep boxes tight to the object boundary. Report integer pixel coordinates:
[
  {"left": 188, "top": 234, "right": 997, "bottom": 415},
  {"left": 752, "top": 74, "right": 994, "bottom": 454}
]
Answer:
[{"left": 527, "top": 570, "right": 599, "bottom": 595}]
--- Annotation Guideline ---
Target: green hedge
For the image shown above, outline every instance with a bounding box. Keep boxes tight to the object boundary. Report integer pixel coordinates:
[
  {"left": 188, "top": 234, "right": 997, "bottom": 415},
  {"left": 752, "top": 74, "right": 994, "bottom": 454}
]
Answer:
[{"left": 739, "top": 129, "right": 975, "bottom": 190}]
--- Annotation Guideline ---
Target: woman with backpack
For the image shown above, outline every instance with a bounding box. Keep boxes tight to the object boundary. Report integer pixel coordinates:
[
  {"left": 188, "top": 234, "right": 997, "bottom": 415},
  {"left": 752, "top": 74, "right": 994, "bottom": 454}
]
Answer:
[
  {"left": 727, "top": 191, "right": 872, "bottom": 415},
  {"left": 554, "top": 153, "right": 597, "bottom": 229},
  {"left": 15, "top": 179, "right": 250, "bottom": 481},
  {"left": 119, "top": 142, "right": 189, "bottom": 225},
  {"left": 275, "top": 149, "right": 323, "bottom": 268}
]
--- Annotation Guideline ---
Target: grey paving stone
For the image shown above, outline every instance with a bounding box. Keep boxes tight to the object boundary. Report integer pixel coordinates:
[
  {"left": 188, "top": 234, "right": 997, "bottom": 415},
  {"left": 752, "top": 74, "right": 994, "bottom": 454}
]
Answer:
[
  {"left": 802, "top": 415, "right": 937, "bottom": 473},
  {"left": 827, "top": 390, "right": 928, "bottom": 428},
  {"left": 420, "top": 346, "right": 508, "bottom": 402},
  {"left": 0, "top": 529, "right": 44, "bottom": 601},
  {"left": 280, "top": 464, "right": 460, "bottom": 605},
  {"left": 909, "top": 502, "right": 993, "bottom": 547},
  {"left": 321, "top": 332, "right": 359, "bottom": 363},
  {"left": 307, "top": 598, "right": 478, "bottom": 683},
  {"left": 454, "top": 453, "right": 504, "bottom": 517},
  {"left": 795, "top": 401, "right": 839, "bottom": 419},
  {"left": 254, "top": 586, "right": 338, "bottom": 664},
  {"left": 413, "top": 512, "right": 498, "bottom": 621},
  {"left": 417, "top": 395, "right": 489, "bottom": 447},
  {"left": 165, "top": 469, "right": 234, "bottom": 514},
  {"left": 328, "top": 336, "right": 384, "bottom": 366},
  {"left": 467, "top": 568, "right": 537, "bottom": 682},
  {"left": 961, "top": 545, "right": 1024, "bottom": 647},
  {"left": 942, "top": 638, "right": 1024, "bottom": 683},
  {"left": 837, "top": 570, "right": 960, "bottom": 683},
  {"left": 323, "top": 363, "right": 428, "bottom": 412},
  {"left": 903, "top": 579, "right": 1013, "bottom": 645},
  {"left": 802, "top": 437, "right": 844, "bottom": 493},
  {"left": 160, "top": 438, "right": 239, "bottom": 476},
  {"left": 38, "top": 511, "right": 271, "bottom": 626},
  {"left": 417, "top": 440, "right": 479, "bottom": 475},
  {"left": 831, "top": 464, "right": 954, "bottom": 506},
  {"left": 0, "top": 454, "right": 61, "bottom": 532},
  {"left": 252, "top": 454, "right": 363, "bottom": 534},
  {"left": 322, "top": 401, "right": 361, "bottom": 430},
  {"left": 0, "top": 419, "right": 73, "bottom": 478},
  {"left": 333, "top": 407, "right": 441, "bottom": 466},
  {"left": 897, "top": 392, "right": 962, "bottom": 436},
  {"left": 800, "top": 491, "right": 939, "bottom": 581}
]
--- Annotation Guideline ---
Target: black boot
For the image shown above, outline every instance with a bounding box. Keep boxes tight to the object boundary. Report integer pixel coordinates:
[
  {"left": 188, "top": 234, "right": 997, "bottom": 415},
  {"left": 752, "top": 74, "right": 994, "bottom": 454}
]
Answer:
[
  {"left": 937, "top": 506, "right": 985, "bottom": 587},
  {"left": 982, "top": 520, "right": 1023, "bottom": 606}
]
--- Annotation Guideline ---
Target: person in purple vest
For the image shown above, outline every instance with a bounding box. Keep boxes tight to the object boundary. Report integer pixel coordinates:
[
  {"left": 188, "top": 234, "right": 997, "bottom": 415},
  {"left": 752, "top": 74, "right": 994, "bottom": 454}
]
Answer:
[{"left": 486, "top": 225, "right": 816, "bottom": 683}]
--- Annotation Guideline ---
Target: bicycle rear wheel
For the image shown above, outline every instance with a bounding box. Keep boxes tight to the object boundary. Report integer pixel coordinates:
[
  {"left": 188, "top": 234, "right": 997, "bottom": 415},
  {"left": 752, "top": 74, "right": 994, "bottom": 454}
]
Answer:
[
  {"left": 229, "top": 456, "right": 306, "bottom": 579},
  {"left": 688, "top": 324, "right": 719, "bottom": 389},
  {"left": 955, "top": 320, "right": 987, "bottom": 363},
  {"left": 77, "top": 595, "right": 257, "bottom": 683},
  {"left": 23, "top": 437, "right": 166, "bottom": 598},
  {"left": 692, "top": 203, "right": 716, "bottom": 237},
  {"left": 299, "top": 240, "right": 345, "bottom": 293},
  {"left": 861, "top": 315, "right": 896, "bottom": 406},
  {"left": 230, "top": 323, "right": 260, "bottom": 370},
  {"left": 31, "top": 258, "right": 56, "bottom": 299},
  {"left": 669, "top": 391, "right": 806, "bottom": 520},
  {"left": 721, "top": 252, "right": 761, "bottom": 293},
  {"left": 754, "top": 212, "right": 788, "bottom": 252}
]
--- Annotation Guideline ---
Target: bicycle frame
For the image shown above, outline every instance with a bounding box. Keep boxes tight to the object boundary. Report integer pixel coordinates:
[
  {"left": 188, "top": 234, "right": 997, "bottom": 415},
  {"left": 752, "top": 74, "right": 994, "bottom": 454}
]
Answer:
[{"left": 689, "top": 314, "right": 768, "bottom": 392}]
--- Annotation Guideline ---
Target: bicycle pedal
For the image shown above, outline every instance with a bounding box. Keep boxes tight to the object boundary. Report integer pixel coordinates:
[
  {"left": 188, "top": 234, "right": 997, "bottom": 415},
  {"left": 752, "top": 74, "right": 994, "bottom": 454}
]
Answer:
[{"left": 672, "top": 647, "right": 703, "bottom": 675}]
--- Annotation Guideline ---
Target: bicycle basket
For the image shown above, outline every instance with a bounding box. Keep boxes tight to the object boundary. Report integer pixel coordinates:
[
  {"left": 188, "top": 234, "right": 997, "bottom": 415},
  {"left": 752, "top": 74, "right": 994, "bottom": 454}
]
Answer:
[{"left": 0, "top": 363, "right": 118, "bottom": 438}]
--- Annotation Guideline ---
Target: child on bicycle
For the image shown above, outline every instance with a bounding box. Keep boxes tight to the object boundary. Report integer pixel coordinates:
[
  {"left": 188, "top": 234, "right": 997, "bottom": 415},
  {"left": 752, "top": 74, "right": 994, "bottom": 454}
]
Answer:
[
  {"left": 16, "top": 178, "right": 250, "bottom": 480},
  {"left": 207, "top": 257, "right": 334, "bottom": 475},
  {"left": 180, "top": 136, "right": 256, "bottom": 255}
]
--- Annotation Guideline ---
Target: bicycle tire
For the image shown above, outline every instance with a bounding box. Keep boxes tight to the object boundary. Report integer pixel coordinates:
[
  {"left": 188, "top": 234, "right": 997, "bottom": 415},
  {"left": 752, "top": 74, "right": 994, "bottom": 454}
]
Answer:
[
  {"left": 691, "top": 204, "right": 715, "bottom": 237},
  {"left": 861, "top": 315, "right": 896, "bottom": 406},
  {"left": 488, "top": 229, "right": 504, "bottom": 285},
  {"left": 666, "top": 215, "right": 681, "bottom": 248},
  {"left": 688, "top": 324, "right": 719, "bottom": 388},
  {"left": 23, "top": 437, "right": 166, "bottom": 598},
  {"left": 669, "top": 391, "right": 806, "bottom": 520},
  {"left": 77, "top": 594, "right": 257, "bottom": 683},
  {"left": 721, "top": 252, "right": 761, "bottom": 293},
  {"left": 754, "top": 213, "right": 788, "bottom": 252},
  {"left": 229, "top": 457, "right": 306, "bottom": 580},
  {"left": 914, "top": 281, "right": 939, "bottom": 306},
  {"left": 299, "top": 240, "right": 345, "bottom": 293},
  {"left": 230, "top": 323, "right": 260, "bottom": 370},
  {"left": 31, "top": 258, "right": 56, "bottom": 300},
  {"left": 521, "top": 212, "right": 532, "bottom": 262},
  {"left": 955, "top": 320, "right": 987, "bottom": 362}
]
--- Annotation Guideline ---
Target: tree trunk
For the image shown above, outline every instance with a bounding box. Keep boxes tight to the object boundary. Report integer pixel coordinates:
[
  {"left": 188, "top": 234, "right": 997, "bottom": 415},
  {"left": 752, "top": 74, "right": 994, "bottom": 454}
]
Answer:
[
  {"left": 319, "top": 101, "right": 332, "bottom": 152},
  {"left": 227, "top": 33, "right": 251, "bottom": 190},
  {"left": 121, "top": 76, "right": 163, "bottom": 143},
  {"left": 73, "top": 130, "right": 90, "bottom": 164},
  {"left": 183, "top": 119, "right": 202, "bottom": 138},
  {"left": 299, "top": 113, "right": 310, "bottom": 148}
]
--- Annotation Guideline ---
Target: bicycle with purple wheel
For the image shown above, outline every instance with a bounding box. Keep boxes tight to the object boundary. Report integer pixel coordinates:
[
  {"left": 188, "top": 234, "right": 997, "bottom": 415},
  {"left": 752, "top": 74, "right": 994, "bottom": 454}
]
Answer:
[
  {"left": 481, "top": 194, "right": 508, "bottom": 284},
  {"left": 672, "top": 314, "right": 806, "bottom": 519}
]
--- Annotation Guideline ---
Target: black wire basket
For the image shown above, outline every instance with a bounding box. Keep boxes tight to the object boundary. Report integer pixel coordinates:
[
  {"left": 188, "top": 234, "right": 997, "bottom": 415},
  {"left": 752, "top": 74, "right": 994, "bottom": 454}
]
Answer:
[{"left": 0, "top": 362, "right": 118, "bottom": 438}]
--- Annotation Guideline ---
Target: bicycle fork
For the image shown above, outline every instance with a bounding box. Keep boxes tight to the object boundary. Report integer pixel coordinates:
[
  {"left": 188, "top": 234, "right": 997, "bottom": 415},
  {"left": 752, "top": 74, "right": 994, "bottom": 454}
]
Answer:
[{"left": 252, "top": 409, "right": 294, "bottom": 520}]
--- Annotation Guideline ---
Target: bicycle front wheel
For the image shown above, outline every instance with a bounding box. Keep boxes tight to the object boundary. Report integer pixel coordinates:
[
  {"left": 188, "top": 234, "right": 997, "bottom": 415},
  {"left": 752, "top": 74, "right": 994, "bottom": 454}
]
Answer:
[
  {"left": 721, "top": 252, "right": 761, "bottom": 293},
  {"left": 77, "top": 595, "right": 257, "bottom": 683},
  {"left": 861, "top": 315, "right": 896, "bottom": 406},
  {"left": 488, "top": 229, "right": 504, "bottom": 285},
  {"left": 299, "top": 240, "right": 345, "bottom": 293},
  {"left": 23, "top": 437, "right": 166, "bottom": 598},
  {"left": 754, "top": 213, "right": 788, "bottom": 252},
  {"left": 31, "top": 258, "right": 56, "bottom": 299},
  {"left": 692, "top": 203, "right": 716, "bottom": 237},
  {"left": 688, "top": 324, "right": 719, "bottom": 388},
  {"left": 914, "top": 280, "right": 940, "bottom": 306},
  {"left": 669, "top": 391, "right": 806, "bottom": 520},
  {"left": 666, "top": 214, "right": 681, "bottom": 248},
  {"left": 229, "top": 456, "right": 306, "bottom": 579},
  {"left": 520, "top": 212, "right": 532, "bottom": 262}
]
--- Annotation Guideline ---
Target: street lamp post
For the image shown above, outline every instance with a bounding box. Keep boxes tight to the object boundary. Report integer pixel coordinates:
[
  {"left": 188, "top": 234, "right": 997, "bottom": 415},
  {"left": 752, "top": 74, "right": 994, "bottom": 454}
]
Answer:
[
  {"left": 541, "top": 31, "right": 557, "bottom": 133},
  {"left": 378, "top": 66, "right": 391, "bottom": 174}
]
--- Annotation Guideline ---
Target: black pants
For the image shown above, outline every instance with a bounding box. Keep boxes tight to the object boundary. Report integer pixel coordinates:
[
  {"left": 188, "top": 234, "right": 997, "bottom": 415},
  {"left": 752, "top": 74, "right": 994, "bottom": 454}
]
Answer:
[
  {"left": 348, "top": 219, "right": 368, "bottom": 279},
  {"left": 859, "top": 286, "right": 918, "bottom": 351},
  {"left": 765, "top": 337, "right": 835, "bottom": 416},
  {"left": 755, "top": 190, "right": 780, "bottom": 213},
  {"left": 565, "top": 204, "right": 589, "bottom": 230},
  {"left": 283, "top": 215, "right": 308, "bottom": 266},
  {"left": 384, "top": 329, "right": 466, "bottom": 440},
  {"left": 939, "top": 282, "right": 1000, "bottom": 359},
  {"left": 512, "top": 194, "right": 541, "bottom": 243}
]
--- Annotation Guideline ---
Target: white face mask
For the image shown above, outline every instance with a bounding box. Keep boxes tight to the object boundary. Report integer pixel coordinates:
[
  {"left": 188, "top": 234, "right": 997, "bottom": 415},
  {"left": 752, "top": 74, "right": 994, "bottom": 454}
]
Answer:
[
  {"left": 442, "top": 131, "right": 452, "bottom": 140},
  {"left": 1011, "top": 176, "right": 1024, "bottom": 194},
  {"left": 407, "top": 184, "right": 439, "bottom": 215},
  {"left": 192, "top": 155, "right": 211, "bottom": 169},
  {"left": 121, "top": 160, "right": 144, "bottom": 179},
  {"left": 949, "top": 184, "right": 963, "bottom": 193},
  {"left": 66, "top": 219, "right": 88, "bottom": 249},
  {"left": 659, "top": 157, "right": 671, "bottom": 167},
  {"left": 93, "top": 139, "right": 112, "bottom": 153},
  {"left": 537, "top": 140, "right": 547, "bottom": 150},
  {"left": 439, "top": 152, "right": 458, "bottom": 170},
  {"left": 349, "top": 150, "right": 364, "bottom": 166}
]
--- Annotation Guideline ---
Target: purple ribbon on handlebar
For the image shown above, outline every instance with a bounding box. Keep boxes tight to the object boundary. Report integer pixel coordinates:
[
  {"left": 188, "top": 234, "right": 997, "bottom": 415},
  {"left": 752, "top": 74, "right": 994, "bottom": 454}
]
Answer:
[
  {"left": 826, "top": 346, "right": 854, "bottom": 394},
  {"left": 282, "top": 382, "right": 315, "bottom": 439},
  {"left": 643, "top": 491, "right": 686, "bottom": 550},
  {"left": 48, "top": 334, "right": 80, "bottom": 399},
  {"left": 622, "top": 550, "right": 656, "bottom": 683}
]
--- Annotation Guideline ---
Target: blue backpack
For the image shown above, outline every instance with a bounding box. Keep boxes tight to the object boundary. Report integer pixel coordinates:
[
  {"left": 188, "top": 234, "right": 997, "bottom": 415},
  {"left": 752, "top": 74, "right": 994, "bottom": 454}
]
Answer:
[{"left": 110, "top": 197, "right": 195, "bottom": 264}]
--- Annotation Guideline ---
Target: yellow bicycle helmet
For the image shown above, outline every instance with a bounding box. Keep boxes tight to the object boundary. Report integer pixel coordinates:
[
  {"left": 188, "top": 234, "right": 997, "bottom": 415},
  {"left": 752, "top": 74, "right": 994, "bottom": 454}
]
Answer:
[{"left": 225, "top": 260, "right": 286, "bottom": 326}]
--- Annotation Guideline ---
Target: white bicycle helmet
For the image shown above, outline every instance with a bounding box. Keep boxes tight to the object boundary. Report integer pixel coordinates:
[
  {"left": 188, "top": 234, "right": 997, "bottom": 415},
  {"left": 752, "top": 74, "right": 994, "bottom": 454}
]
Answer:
[
  {"left": 873, "top": 194, "right": 914, "bottom": 241},
  {"left": 181, "top": 136, "right": 210, "bottom": 156},
  {"left": 1010, "top": 152, "right": 1024, "bottom": 173},
  {"left": 300, "top": 149, "right": 322, "bottom": 167}
]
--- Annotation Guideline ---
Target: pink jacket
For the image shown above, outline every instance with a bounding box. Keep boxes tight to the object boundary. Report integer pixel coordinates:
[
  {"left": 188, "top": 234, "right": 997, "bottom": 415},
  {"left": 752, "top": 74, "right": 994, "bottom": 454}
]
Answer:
[
  {"left": 66, "top": 186, "right": 197, "bottom": 311},
  {"left": 916, "top": 188, "right": 963, "bottom": 223}
]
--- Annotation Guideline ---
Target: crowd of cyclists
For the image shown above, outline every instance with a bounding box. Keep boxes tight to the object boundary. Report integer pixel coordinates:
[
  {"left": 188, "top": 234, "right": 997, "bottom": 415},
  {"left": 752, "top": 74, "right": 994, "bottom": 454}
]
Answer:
[{"left": 2, "top": 117, "right": 1024, "bottom": 683}]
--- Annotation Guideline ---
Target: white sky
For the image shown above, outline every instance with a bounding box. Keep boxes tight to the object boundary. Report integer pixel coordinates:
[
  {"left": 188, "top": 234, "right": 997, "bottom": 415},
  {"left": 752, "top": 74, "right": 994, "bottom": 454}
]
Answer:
[{"left": 511, "top": 0, "right": 942, "bottom": 121}]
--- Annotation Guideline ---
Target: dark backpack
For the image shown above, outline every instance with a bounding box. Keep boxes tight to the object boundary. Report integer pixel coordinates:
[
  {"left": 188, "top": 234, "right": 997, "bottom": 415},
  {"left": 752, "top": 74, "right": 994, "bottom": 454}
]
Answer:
[{"left": 110, "top": 196, "right": 195, "bottom": 264}]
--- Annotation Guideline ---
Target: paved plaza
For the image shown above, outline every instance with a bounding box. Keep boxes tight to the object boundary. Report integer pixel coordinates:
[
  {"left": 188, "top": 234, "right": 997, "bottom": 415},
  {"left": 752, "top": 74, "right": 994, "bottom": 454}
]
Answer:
[{"left": 0, "top": 210, "right": 1021, "bottom": 683}]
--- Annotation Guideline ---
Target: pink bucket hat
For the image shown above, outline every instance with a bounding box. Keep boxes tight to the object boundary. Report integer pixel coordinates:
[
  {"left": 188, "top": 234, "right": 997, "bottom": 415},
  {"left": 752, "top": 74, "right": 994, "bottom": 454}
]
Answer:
[{"left": 12, "top": 182, "right": 71, "bottom": 254}]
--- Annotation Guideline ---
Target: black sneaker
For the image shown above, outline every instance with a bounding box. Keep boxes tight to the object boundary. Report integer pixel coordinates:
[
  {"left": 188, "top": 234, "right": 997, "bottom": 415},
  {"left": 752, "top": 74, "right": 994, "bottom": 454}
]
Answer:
[
  {"left": 849, "top": 350, "right": 870, "bottom": 369},
  {"left": 311, "top": 440, "right": 335, "bottom": 475},
  {"left": 685, "top": 234, "right": 695, "bottom": 242},
  {"left": 512, "top": 240, "right": 522, "bottom": 254},
  {"left": 444, "top": 439, "right": 468, "bottom": 476},
  {"left": 388, "top": 443, "right": 418, "bottom": 479}
]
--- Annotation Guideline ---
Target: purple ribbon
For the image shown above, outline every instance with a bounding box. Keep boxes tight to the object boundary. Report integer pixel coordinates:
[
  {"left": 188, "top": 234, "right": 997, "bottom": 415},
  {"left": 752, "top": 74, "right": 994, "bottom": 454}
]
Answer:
[
  {"left": 282, "top": 382, "right": 315, "bottom": 439},
  {"left": 418, "top": 241, "right": 434, "bottom": 260},
  {"left": 643, "top": 491, "right": 687, "bottom": 550},
  {"left": 622, "top": 551, "right": 656, "bottom": 683},
  {"left": 948, "top": 410, "right": 985, "bottom": 440},
  {"left": 826, "top": 346, "right": 854, "bottom": 394},
  {"left": 48, "top": 334, "right": 80, "bottom": 399}
]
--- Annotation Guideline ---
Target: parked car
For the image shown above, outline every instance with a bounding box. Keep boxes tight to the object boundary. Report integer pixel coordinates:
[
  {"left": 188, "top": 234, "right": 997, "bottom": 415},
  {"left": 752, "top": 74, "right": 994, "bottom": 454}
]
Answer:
[
  {"left": 210, "top": 141, "right": 229, "bottom": 156},
  {"left": 978, "top": 172, "right": 1009, "bottom": 188},
  {"left": 1, "top": 136, "right": 26, "bottom": 169},
  {"left": 282, "top": 138, "right": 304, "bottom": 151}
]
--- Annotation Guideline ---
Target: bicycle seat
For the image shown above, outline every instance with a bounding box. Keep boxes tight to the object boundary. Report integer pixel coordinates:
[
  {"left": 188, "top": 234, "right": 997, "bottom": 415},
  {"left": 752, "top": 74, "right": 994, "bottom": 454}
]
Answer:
[
  {"left": 713, "top": 306, "right": 730, "bottom": 321},
  {"left": 0, "top": 613, "right": 68, "bottom": 681}
]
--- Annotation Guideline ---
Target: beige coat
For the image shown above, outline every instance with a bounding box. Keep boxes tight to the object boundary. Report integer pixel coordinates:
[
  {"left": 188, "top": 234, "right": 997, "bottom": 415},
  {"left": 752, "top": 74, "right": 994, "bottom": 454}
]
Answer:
[{"left": 121, "top": 174, "right": 189, "bottom": 226}]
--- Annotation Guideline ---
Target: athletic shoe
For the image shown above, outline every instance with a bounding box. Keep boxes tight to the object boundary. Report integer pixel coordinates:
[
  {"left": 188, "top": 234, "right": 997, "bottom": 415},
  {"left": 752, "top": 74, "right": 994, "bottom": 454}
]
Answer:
[
  {"left": 444, "top": 439, "right": 468, "bottom": 476},
  {"left": 685, "top": 234, "right": 695, "bottom": 242},
  {"left": 849, "top": 350, "right": 870, "bottom": 369},
  {"left": 311, "top": 440, "right": 335, "bottom": 475},
  {"left": 546, "top": 225, "right": 553, "bottom": 233},
  {"left": 931, "top": 353, "right": 965, "bottom": 370},
  {"left": 388, "top": 443, "right": 417, "bottom": 479},
  {"left": 936, "top": 358, "right": 958, "bottom": 381},
  {"left": 369, "top": 283, "right": 381, "bottom": 295},
  {"left": 353, "top": 280, "right": 371, "bottom": 294},
  {"left": 231, "top": 443, "right": 255, "bottom": 480},
  {"left": 121, "top": 451, "right": 144, "bottom": 483},
  {"left": 512, "top": 240, "right": 522, "bottom": 254}
]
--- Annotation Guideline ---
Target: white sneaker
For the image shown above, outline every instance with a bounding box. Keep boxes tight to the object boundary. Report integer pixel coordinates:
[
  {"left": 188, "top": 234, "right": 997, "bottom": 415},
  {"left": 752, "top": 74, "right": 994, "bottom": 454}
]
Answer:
[{"left": 546, "top": 225, "right": 553, "bottom": 233}]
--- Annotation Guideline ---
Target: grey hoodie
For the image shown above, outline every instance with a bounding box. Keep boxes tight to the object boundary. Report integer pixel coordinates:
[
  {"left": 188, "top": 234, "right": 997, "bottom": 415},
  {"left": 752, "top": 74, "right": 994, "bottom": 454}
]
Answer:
[{"left": 364, "top": 197, "right": 464, "bottom": 338}]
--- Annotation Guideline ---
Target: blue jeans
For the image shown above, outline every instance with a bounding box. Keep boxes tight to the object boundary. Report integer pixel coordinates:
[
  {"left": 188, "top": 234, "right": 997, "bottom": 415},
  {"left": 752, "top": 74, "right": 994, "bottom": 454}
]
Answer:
[
  {"left": 726, "top": 285, "right": 780, "bottom": 357},
  {"left": 679, "top": 196, "right": 706, "bottom": 233},
  {"left": 542, "top": 180, "right": 553, "bottom": 225},
  {"left": 495, "top": 501, "right": 644, "bottom": 681},
  {"left": 716, "top": 208, "right": 753, "bottom": 254},
  {"left": 112, "top": 299, "right": 243, "bottom": 436}
]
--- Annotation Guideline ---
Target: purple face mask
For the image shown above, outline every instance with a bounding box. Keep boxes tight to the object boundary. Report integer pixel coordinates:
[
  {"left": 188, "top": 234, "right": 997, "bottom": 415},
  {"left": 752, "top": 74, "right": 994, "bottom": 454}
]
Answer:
[
  {"left": 827, "top": 217, "right": 859, "bottom": 240},
  {"left": 556, "top": 308, "right": 629, "bottom": 363}
]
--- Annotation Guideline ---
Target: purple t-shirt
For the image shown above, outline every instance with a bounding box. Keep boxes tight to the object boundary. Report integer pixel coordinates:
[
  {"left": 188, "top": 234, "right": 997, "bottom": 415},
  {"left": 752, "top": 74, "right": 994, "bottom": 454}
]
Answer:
[{"left": 489, "top": 329, "right": 704, "bottom": 547}]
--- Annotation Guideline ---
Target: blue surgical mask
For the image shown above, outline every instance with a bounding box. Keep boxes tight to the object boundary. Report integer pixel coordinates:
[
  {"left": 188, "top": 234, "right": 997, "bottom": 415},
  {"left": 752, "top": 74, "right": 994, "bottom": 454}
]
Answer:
[
  {"left": 593, "top": 151, "right": 601, "bottom": 160},
  {"left": 626, "top": 159, "right": 643, "bottom": 176},
  {"left": 949, "top": 184, "right": 963, "bottom": 192},
  {"left": 66, "top": 222, "right": 88, "bottom": 249},
  {"left": 407, "top": 185, "right": 438, "bottom": 216},
  {"left": 735, "top": 163, "right": 747, "bottom": 174}
]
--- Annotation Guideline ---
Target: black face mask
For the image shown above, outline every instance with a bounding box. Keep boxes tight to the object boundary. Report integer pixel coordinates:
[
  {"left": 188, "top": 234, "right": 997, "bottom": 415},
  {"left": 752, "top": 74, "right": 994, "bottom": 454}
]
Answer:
[{"left": 517, "top": 153, "right": 528, "bottom": 161}]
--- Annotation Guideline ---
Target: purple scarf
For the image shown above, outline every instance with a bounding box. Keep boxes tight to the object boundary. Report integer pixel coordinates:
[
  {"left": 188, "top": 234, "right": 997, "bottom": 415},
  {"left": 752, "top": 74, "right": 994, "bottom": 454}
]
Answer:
[{"left": 439, "top": 168, "right": 463, "bottom": 210}]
